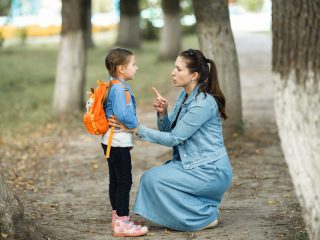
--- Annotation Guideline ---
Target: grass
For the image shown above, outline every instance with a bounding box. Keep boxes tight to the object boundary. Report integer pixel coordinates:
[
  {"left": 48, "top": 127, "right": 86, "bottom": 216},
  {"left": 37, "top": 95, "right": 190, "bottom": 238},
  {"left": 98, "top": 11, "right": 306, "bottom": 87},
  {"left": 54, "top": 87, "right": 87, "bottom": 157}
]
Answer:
[
  {"left": 0, "top": 45, "right": 57, "bottom": 136},
  {"left": 284, "top": 231, "right": 309, "bottom": 240},
  {"left": 0, "top": 32, "right": 198, "bottom": 136}
]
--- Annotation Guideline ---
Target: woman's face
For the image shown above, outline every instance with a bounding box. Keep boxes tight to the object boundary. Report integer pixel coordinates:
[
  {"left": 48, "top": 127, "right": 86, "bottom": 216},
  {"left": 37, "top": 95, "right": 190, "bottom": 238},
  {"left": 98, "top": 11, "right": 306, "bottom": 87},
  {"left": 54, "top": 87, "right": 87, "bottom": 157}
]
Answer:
[{"left": 171, "top": 56, "right": 197, "bottom": 87}]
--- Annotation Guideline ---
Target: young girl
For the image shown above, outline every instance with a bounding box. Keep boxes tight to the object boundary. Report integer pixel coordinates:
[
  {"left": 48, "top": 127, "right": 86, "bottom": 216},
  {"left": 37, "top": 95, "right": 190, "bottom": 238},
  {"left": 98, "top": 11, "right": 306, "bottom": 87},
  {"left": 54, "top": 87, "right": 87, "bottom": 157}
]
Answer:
[{"left": 101, "top": 48, "right": 148, "bottom": 237}]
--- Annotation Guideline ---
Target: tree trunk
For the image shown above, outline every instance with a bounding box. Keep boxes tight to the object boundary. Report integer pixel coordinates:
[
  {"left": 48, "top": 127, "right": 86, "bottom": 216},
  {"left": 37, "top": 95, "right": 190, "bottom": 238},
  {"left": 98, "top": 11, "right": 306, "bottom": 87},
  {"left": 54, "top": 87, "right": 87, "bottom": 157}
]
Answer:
[
  {"left": 0, "top": 175, "right": 47, "bottom": 239},
  {"left": 272, "top": 1, "right": 320, "bottom": 239},
  {"left": 159, "top": 0, "right": 181, "bottom": 60},
  {"left": 86, "top": 0, "right": 94, "bottom": 48},
  {"left": 53, "top": 0, "right": 89, "bottom": 115},
  {"left": 117, "top": 0, "right": 140, "bottom": 48},
  {"left": 192, "top": 0, "right": 242, "bottom": 136},
  {"left": 0, "top": 175, "right": 24, "bottom": 238}
]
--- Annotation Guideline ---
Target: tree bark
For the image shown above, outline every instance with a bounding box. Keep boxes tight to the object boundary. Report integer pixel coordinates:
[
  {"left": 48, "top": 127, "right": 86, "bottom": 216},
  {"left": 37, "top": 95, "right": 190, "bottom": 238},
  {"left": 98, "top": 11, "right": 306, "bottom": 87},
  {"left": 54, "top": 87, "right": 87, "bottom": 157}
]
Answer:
[
  {"left": 192, "top": 0, "right": 242, "bottom": 136},
  {"left": 0, "top": 175, "right": 24, "bottom": 238},
  {"left": 53, "top": 0, "right": 89, "bottom": 115},
  {"left": 159, "top": 0, "right": 181, "bottom": 60},
  {"left": 117, "top": 0, "right": 141, "bottom": 48},
  {"left": 272, "top": 1, "right": 320, "bottom": 239},
  {"left": 85, "top": 0, "right": 94, "bottom": 48},
  {"left": 0, "top": 175, "right": 47, "bottom": 239}
]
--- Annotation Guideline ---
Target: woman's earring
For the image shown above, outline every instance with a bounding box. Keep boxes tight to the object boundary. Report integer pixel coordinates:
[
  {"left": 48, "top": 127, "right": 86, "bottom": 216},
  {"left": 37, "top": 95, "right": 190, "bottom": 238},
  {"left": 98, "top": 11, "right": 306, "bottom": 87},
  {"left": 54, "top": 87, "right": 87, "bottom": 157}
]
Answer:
[{"left": 191, "top": 80, "right": 194, "bottom": 83}]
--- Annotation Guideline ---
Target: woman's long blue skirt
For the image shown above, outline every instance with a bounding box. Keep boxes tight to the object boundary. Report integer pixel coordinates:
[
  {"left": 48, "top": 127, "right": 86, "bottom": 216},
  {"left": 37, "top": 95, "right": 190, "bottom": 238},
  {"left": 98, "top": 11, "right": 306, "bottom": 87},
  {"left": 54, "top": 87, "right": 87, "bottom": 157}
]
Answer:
[{"left": 133, "top": 156, "right": 232, "bottom": 231}]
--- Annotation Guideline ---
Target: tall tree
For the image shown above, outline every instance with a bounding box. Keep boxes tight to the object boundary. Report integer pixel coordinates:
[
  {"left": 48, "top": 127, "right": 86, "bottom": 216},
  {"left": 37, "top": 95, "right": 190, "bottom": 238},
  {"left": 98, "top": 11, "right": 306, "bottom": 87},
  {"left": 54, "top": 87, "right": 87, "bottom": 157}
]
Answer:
[
  {"left": 272, "top": 1, "right": 320, "bottom": 239},
  {"left": 192, "top": 0, "right": 242, "bottom": 135},
  {"left": 53, "top": 0, "right": 90, "bottom": 115},
  {"left": 117, "top": 0, "right": 141, "bottom": 48},
  {"left": 159, "top": 0, "right": 181, "bottom": 60}
]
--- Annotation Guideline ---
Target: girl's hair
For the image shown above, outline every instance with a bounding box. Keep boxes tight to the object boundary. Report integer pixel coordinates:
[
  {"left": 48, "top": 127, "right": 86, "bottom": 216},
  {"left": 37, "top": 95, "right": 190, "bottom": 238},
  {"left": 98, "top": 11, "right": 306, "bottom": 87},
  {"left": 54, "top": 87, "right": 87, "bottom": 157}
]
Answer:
[
  {"left": 179, "top": 49, "right": 227, "bottom": 120},
  {"left": 105, "top": 47, "right": 133, "bottom": 77}
]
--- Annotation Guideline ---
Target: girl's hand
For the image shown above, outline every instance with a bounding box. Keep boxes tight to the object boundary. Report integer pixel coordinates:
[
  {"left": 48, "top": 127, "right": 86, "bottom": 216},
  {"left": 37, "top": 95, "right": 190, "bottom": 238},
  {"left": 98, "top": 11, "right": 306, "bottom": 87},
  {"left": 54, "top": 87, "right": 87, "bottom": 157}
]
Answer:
[
  {"left": 151, "top": 87, "right": 168, "bottom": 116},
  {"left": 108, "top": 116, "right": 137, "bottom": 133}
]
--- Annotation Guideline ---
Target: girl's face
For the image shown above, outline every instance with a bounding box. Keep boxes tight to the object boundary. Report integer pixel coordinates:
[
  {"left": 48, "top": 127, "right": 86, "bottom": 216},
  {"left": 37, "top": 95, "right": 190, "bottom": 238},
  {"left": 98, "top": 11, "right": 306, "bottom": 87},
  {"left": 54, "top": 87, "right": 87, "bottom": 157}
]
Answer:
[
  {"left": 121, "top": 55, "right": 138, "bottom": 81},
  {"left": 171, "top": 56, "right": 197, "bottom": 87}
]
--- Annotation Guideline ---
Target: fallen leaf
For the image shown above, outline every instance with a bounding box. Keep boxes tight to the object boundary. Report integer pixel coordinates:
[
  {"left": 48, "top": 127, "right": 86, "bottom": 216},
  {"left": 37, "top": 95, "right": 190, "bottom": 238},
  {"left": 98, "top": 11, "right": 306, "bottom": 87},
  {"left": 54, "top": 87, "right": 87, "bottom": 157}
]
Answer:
[
  {"left": 1, "top": 233, "right": 8, "bottom": 238},
  {"left": 267, "top": 200, "right": 280, "bottom": 205},
  {"left": 82, "top": 136, "right": 94, "bottom": 142}
]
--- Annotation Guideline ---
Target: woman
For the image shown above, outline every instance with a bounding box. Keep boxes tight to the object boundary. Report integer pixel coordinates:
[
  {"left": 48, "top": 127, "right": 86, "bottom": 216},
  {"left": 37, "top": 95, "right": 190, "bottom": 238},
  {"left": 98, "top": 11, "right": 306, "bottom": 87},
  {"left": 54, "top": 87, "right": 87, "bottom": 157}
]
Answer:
[{"left": 110, "top": 49, "right": 232, "bottom": 231}]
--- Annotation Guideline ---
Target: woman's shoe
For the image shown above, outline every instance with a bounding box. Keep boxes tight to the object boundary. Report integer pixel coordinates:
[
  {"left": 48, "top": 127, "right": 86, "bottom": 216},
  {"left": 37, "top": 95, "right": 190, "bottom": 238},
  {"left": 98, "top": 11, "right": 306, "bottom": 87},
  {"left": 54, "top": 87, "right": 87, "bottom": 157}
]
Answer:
[
  {"left": 201, "top": 219, "right": 219, "bottom": 230},
  {"left": 113, "top": 215, "right": 148, "bottom": 237}
]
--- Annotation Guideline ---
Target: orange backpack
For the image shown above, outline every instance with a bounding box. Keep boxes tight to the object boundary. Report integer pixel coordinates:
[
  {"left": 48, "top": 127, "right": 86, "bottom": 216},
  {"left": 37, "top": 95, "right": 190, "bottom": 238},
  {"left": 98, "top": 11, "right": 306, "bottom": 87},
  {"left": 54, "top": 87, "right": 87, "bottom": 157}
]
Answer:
[{"left": 83, "top": 79, "right": 130, "bottom": 157}]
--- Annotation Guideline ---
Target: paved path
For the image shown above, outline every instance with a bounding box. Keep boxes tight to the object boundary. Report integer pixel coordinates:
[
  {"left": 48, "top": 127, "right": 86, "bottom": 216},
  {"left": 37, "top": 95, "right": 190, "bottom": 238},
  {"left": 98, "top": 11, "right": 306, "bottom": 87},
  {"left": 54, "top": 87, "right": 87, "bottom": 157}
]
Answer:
[{"left": 17, "top": 32, "right": 307, "bottom": 240}]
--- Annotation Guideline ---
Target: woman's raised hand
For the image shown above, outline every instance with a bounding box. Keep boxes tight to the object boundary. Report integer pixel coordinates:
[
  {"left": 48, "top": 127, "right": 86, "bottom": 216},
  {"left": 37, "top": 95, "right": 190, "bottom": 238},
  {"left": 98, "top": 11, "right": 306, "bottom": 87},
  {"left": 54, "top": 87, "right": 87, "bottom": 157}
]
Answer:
[{"left": 151, "top": 87, "right": 168, "bottom": 116}]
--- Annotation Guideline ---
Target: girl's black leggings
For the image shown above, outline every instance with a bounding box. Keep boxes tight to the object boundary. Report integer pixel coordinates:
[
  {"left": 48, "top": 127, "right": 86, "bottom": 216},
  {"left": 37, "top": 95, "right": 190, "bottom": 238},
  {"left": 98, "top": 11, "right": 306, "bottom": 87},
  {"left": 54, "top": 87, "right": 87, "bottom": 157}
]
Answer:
[{"left": 101, "top": 144, "right": 132, "bottom": 217}]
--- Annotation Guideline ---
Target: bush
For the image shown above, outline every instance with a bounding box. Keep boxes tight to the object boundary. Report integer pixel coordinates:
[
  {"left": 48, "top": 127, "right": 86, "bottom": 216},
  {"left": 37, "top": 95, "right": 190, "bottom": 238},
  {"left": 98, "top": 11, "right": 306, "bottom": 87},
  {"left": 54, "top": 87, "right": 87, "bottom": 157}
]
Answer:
[
  {"left": 16, "top": 28, "right": 28, "bottom": 45},
  {"left": 182, "top": 24, "right": 196, "bottom": 35},
  {"left": 0, "top": 0, "right": 11, "bottom": 16},
  {"left": 0, "top": 31, "right": 4, "bottom": 48},
  {"left": 140, "top": 19, "right": 159, "bottom": 40}
]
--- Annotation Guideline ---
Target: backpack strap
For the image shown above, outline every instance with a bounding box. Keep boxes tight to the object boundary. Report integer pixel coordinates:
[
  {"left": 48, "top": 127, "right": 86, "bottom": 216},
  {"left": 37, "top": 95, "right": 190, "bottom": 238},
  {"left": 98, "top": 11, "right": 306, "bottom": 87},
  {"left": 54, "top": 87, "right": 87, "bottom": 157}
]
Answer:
[
  {"left": 106, "top": 125, "right": 115, "bottom": 158},
  {"left": 111, "top": 79, "right": 131, "bottom": 105}
]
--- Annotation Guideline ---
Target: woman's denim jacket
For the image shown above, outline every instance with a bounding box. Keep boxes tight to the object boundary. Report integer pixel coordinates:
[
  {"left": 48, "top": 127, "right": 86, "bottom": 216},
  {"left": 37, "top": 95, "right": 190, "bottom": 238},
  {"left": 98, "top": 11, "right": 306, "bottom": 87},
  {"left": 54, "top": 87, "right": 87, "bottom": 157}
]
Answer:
[{"left": 137, "top": 85, "right": 228, "bottom": 169}]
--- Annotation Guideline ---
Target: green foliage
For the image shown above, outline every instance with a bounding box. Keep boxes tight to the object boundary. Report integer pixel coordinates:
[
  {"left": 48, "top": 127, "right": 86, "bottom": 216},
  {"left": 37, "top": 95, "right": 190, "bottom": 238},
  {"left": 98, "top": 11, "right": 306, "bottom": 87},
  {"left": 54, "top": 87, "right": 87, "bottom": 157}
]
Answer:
[
  {"left": 0, "top": 0, "right": 11, "bottom": 16},
  {"left": 140, "top": 1, "right": 161, "bottom": 40},
  {"left": 180, "top": 0, "right": 193, "bottom": 16},
  {"left": 0, "top": 31, "right": 4, "bottom": 48},
  {"left": 238, "top": 0, "right": 264, "bottom": 12},
  {"left": 182, "top": 24, "right": 196, "bottom": 35},
  {"left": 16, "top": 27, "right": 28, "bottom": 45},
  {"left": 140, "top": 0, "right": 160, "bottom": 10},
  {"left": 141, "top": 19, "right": 159, "bottom": 40},
  {"left": 139, "top": 0, "right": 196, "bottom": 40}
]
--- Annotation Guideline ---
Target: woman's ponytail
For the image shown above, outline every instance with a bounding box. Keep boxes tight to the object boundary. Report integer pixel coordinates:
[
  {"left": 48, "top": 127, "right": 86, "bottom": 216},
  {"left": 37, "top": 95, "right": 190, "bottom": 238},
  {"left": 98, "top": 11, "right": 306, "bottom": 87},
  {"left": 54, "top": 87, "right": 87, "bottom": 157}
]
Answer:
[
  {"left": 207, "top": 59, "right": 227, "bottom": 120},
  {"left": 180, "top": 49, "right": 227, "bottom": 120}
]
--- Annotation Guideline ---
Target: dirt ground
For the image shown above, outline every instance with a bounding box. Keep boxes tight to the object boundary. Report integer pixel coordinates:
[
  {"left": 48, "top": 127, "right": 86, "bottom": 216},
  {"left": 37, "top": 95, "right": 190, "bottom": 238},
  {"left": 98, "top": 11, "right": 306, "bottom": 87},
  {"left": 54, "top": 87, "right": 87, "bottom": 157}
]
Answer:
[{"left": 0, "top": 32, "right": 308, "bottom": 240}]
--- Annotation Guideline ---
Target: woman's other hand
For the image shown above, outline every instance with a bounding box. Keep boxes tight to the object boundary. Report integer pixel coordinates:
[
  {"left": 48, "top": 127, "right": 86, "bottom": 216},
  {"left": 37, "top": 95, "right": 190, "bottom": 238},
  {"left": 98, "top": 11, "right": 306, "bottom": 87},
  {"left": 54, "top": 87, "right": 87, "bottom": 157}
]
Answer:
[
  {"left": 151, "top": 87, "right": 168, "bottom": 116},
  {"left": 108, "top": 116, "right": 137, "bottom": 133}
]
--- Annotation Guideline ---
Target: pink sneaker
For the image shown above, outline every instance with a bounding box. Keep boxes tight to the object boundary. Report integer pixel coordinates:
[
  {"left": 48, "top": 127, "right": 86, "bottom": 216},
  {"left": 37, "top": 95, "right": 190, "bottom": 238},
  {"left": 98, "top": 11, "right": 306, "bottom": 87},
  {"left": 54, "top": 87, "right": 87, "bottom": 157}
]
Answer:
[
  {"left": 112, "top": 211, "right": 138, "bottom": 228},
  {"left": 111, "top": 210, "right": 116, "bottom": 229},
  {"left": 113, "top": 215, "right": 148, "bottom": 237},
  {"left": 112, "top": 211, "right": 136, "bottom": 228}
]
